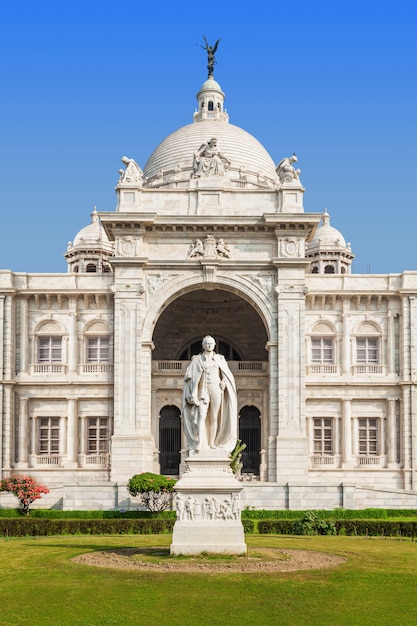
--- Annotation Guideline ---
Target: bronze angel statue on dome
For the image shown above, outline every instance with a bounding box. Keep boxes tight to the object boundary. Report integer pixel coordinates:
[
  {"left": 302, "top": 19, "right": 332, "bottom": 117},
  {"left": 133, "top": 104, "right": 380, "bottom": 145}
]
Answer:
[{"left": 201, "top": 36, "right": 220, "bottom": 77}]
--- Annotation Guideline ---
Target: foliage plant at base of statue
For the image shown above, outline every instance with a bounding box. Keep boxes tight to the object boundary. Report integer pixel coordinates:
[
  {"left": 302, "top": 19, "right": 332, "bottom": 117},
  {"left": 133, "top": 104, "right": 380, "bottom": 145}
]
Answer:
[
  {"left": 127, "top": 473, "right": 176, "bottom": 512},
  {"left": 230, "top": 439, "right": 247, "bottom": 477},
  {"left": 0, "top": 475, "right": 49, "bottom": 515}
]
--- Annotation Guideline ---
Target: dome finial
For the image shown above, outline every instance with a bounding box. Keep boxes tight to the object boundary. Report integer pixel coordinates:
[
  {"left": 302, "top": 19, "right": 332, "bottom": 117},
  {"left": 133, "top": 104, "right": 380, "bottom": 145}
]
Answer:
[
  {"left": 201, "top": 36, "right": 220, "bottom": 78},
  {"left": 322, "top": 208, "right": 330, "bottom": 225}
]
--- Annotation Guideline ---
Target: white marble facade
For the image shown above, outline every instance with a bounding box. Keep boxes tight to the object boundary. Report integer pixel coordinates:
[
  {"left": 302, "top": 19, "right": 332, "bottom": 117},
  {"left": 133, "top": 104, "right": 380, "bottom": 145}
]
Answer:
[{"left": 1, "top": 68, "right": 417, "bottom": 511}]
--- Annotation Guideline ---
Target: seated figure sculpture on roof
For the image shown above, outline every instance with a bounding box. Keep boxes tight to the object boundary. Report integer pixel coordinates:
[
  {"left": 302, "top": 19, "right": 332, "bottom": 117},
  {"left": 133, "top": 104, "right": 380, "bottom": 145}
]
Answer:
[
  {"left": 193, "top": 138, "right": 231, "bottom": 178},
  {"left": 118, "top": 156, "right": 143, "bottom": 185},
  {"left": 276, "top": 153, "right": 301, "bottom": 183}
]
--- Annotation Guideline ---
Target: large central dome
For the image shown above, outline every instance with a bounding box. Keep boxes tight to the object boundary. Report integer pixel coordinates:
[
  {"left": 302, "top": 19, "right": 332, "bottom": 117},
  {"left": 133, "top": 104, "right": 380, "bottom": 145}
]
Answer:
[{"left": 143, "top": 75, "right": 280, "bottom": 190}]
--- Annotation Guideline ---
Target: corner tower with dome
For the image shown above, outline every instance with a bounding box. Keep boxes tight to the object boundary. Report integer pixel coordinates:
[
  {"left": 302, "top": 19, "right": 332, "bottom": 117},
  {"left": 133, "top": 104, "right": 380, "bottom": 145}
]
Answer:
[{"left": 2, "top": 46, "right": 417, "bottom": 511}]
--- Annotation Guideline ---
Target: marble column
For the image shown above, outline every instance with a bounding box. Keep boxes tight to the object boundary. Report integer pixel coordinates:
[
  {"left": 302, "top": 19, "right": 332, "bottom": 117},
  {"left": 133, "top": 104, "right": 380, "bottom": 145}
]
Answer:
[{"left": 16, "top": 397, "right": 29, "bottom": 467}]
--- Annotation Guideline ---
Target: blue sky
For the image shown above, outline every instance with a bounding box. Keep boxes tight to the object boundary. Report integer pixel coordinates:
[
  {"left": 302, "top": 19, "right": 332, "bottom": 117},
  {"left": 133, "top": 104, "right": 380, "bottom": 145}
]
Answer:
[{"left": 1, "top": 0, "right": 416, "bottom": 274}]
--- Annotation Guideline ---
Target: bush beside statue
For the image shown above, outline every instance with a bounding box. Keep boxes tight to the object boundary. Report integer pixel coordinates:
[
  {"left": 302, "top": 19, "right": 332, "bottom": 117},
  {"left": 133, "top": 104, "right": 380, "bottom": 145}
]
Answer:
[{"left": 127, "top": 473, "right": 176, "bottom": 512}]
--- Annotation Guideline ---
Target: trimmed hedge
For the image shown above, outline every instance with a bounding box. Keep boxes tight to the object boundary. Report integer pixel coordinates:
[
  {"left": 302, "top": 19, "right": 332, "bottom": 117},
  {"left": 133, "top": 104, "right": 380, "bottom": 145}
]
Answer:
[
  {"left": 0, "top": 518, "right": 175, "bottom": 537},
  {"left": 257, "top": 519, "right": 417, "bottom": 538},
  {"left": 243, "top": 508, "right": 417, "bottom": 520},
  {"left": 0, "top": 516, "right": 254, "bottom": 537},
  {"left": 258, "top": 520, "right": 295, "bottom": 534},
  {"left": 335, "top": 520, "right": 417, "bottom": 537}
]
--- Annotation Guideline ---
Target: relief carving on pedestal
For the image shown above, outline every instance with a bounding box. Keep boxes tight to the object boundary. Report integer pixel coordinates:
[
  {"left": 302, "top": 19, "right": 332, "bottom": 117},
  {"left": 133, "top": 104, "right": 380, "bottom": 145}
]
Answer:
[{"left": 175, "top": 493, "right": 241, "bottom": 522}]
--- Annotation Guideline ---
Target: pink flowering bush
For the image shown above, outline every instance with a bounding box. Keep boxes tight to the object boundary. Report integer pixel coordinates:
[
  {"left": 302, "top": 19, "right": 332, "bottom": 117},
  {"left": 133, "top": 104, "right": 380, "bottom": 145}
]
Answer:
[
  {"left": 0, "top": 474, "right": 49, "bottom": 514},
  {"left": 127, "top": 472, "right": 176, "bottom": 512}
]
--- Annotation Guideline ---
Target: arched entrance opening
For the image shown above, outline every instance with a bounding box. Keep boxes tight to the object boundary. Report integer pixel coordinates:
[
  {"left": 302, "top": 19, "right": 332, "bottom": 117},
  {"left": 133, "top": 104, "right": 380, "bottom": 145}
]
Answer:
[
  {"left": 152, "top": 289, "right": 268, "bottom": 361},
  {"left": 239, "top": 406, "right": 261, "bottom": 475},
  {"left": 159, "top": 405, "right": 181, "bottom": 475}
]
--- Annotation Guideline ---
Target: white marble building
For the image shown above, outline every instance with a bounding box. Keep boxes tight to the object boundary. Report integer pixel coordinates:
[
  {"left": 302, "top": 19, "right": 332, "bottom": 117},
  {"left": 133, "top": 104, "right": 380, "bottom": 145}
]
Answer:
[{"left": 2, "top": 66, "right": 417, "bottom": 511}]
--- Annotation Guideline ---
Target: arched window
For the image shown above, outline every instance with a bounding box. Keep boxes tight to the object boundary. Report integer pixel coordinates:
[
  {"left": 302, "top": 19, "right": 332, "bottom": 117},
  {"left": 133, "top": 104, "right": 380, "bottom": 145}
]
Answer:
[
  {"left": 35, "top": 321, "right": 64, "bottom": 368},
  {"left": 239, "top": 406, "right": 261, "bottom": 475},
  {"left": 354, "top": 322, "right": 382, "bottom": 372},
  {"left": 208, "top": 100, "right": 214, "bottom": 111},
  {"left": 309, "top": 321, "right": 337, "bottom": 373},
  {"left": 86, "top": 263, "right": 97, "bottom": 273},
  {"left": 324, "top": 264, "right": 335, "bottom": 274},
  {"left": 311, "top": 266, "right": 319, "bottom": 274},
  {"left": 159, "top": 405, "right": 181, "bottom": 475}
]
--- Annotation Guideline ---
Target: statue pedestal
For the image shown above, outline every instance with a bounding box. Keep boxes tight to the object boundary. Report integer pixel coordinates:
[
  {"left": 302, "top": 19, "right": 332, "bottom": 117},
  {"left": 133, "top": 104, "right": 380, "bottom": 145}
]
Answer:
[{"left": 170, "top": 449, "right": 247, "bottom": 555}]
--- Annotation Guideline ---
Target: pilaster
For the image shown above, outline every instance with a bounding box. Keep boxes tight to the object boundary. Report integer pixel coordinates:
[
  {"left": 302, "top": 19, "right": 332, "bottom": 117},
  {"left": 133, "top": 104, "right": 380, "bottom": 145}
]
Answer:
[
  {"left": 110, "top": 281, "right": 153, "bottom": 482},
  {"left": 273, "top": 282, "right": 309, "bottom": 480},
  {"left": 342, "top": 399, "right": 353, "bottom": 468},
  {"left": 65, "top": 398, "right": 78, "bottom": 468}
]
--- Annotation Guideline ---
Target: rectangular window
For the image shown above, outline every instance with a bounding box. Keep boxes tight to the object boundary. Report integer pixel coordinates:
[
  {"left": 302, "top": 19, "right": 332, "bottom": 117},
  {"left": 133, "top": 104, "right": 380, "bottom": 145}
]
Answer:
[
  {"left": 311, "top": 338, "right": 334, "bottom": 364},
  {"left": 87, "top": 417, "right": 109, "bottom": 454},
  {"left": 38, "top": 337, "right": 62, "bottom": 363},
  {"left": 359, "top": 417, "right": 379, "bottom": 455},
  {"left": 313, "top": 417, "right": 333, "bottom": 455},
  {"left": 38, "top": 417, "right": 60, "bottom": 454},
  {"left": 87, "top": 337, "right": 110, "bottom": 363},
  {"left": 356, "top": 338, "right": 379, "bottom": 364}
]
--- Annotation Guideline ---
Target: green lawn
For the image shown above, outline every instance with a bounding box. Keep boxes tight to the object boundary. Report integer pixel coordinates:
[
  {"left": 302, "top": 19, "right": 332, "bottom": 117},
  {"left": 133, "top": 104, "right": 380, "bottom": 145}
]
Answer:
[{"left": 1, "top": 534, "right": 417, "bottom": 626}]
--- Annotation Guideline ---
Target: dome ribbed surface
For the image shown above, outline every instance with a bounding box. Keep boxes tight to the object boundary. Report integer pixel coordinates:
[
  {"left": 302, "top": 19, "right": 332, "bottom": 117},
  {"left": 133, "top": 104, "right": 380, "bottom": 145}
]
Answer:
[
  {"left": 143, "top": 120, "right": 279, "bottom": 184},
  {"left": 72, "top": 215, "right": 112, "bottom": 251},
  {"left": 309, "top": 221, "right": 346, "bottom": 250}
]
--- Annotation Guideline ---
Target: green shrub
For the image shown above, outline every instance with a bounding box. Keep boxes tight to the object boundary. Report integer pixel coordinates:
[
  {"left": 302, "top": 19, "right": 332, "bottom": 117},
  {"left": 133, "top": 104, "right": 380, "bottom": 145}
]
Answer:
[
  {"left": 127, "top": 473, "right": 176, "bottom": 512},
  {"left": 241, "top": 519, "right": 255, "bottom": 533},
  {"left": 292, "top": 511, "right": 336, "bottom": 536}
]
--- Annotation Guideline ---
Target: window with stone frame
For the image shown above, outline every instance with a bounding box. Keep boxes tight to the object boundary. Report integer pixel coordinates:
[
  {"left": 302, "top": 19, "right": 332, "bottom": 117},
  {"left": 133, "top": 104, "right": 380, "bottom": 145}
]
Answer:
[
  {"left": 87, "top": 417, "right": 110, "bottom": 455},
  {"left": 38, "top": 417, "right": 60, "bottom": 455},
  {"left": 356, "top": 337, "right": 379, "bottom": 364},
  {"left": 358, "top": 417, "right": 379, "bottom": 455},
  {"left": 86, "top": 336, "right": 110, "bottom": 363},
  {"left": 313, "top": 417, "right": 334, "bottom": 455},
  {"left": 38, "top": 336, "right": 62, "bottom": 363},
  {"left": 311, "top": 337, "right": 334, "bottom": 364}
]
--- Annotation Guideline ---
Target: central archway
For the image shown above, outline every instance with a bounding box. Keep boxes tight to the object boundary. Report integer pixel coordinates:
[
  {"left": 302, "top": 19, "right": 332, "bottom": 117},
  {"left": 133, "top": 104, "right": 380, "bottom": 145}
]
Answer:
[{"left": 152, "top": 289, "right": 268, "bottom": 361}]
